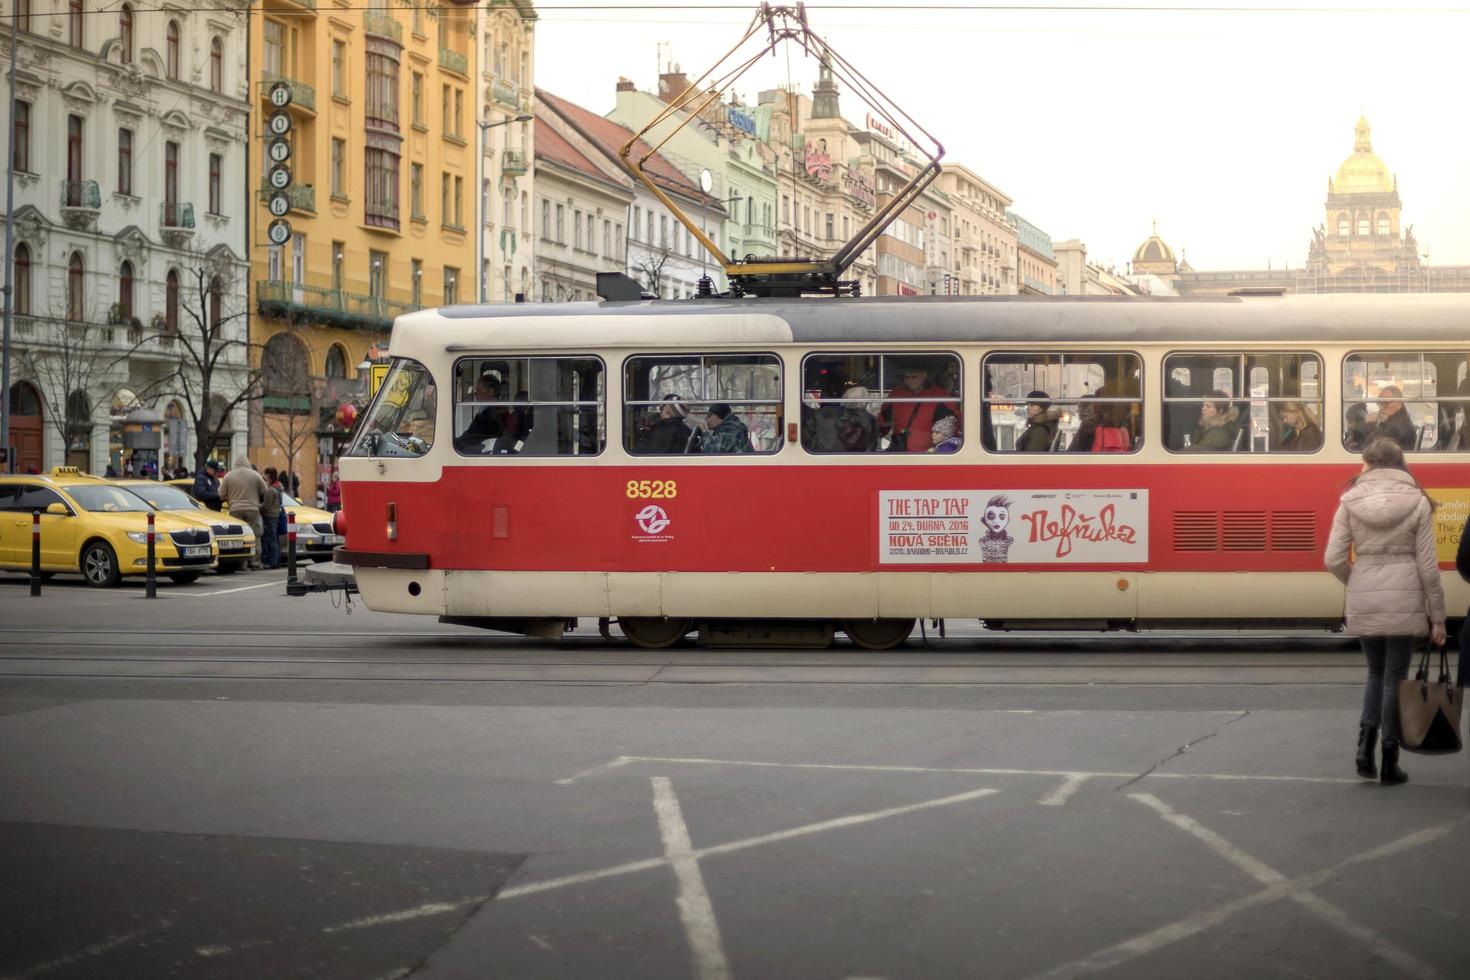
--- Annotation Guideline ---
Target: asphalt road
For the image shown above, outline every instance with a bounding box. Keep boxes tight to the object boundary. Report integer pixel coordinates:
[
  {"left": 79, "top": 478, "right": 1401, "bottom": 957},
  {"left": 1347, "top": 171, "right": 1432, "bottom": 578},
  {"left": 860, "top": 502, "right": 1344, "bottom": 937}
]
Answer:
[{"left": 2, "top": 569, "right": 1467, "bottom": 980}]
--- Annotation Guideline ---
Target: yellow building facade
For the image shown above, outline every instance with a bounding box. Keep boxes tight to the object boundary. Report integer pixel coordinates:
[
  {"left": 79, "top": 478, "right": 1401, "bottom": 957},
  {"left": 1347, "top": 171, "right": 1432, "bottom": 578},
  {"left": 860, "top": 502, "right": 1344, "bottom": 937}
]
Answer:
[{"left": 248, "top": 1, "right": 477, "bottom": 487}]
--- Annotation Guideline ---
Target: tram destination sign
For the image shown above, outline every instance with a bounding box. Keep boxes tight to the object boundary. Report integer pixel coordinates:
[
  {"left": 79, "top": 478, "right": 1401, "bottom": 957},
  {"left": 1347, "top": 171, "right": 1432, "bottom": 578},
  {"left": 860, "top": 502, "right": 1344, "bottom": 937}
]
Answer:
[{"left": 878, "top": 489, "right": 1149, "bottom": 565}]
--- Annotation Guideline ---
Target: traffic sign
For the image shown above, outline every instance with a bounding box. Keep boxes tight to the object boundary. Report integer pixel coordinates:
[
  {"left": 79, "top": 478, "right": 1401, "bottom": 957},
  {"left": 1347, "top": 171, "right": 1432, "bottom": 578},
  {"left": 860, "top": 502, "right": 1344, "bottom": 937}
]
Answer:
[
  {"left": 267, "top": 110, "right": 292, "bottom": 137},
  {"left": 268, "top": 192, "right": 291, "bottom": 218},
  {"left": 267, "top": 218, "right": 292, "bottom": 246},
  {"left": 268, "top": 165, "right": 292, "bottom": 190},
  {"left": 369, "top": 363, "right": 391, "bottom": 399},
  {"left": 269, "top": 82, "right": 293, "bottom": 109},
  {"left": 267, "top": 138, "right": 291, "bottom": 164}
]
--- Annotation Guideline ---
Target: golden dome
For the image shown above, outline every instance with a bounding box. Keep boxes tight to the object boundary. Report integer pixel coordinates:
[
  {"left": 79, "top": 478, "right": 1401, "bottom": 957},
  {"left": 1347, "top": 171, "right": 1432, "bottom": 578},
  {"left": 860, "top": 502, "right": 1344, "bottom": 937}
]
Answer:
[
  {"left": 1332, "top": 116, "right": 1393, "bottom": 195},
  {"left": 1133, "top": 221, "right": 1175, "bottom": 264}
]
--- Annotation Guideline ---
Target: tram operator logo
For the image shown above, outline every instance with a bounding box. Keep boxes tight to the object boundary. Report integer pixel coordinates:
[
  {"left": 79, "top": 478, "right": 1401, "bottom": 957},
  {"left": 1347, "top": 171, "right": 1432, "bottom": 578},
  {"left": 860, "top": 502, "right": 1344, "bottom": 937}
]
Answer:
[{"left": 635, "top": 504, "right": 671, "bottom": 536}]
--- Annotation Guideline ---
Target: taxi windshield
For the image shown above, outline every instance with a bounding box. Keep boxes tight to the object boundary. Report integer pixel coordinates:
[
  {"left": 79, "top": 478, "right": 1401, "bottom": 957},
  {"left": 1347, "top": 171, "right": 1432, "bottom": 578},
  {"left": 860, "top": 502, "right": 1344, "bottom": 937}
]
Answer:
[
  {"left": 117, "top": 483, "right": 198, "bottom": 511},
  {"left": 64, "top": 484, "right": 152, "bottom": 513}
]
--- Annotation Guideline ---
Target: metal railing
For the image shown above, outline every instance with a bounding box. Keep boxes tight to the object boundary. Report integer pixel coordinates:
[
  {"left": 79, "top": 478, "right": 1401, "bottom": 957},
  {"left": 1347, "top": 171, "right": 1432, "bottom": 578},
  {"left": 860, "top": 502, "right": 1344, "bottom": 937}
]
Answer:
[
  {"left": 438, "top": 47, "right": 468, "bottom": 75},
  {"left": 161, "top": 202, "right": 195, "bottom": 229},
  {"left": 256, "top": 279, "right": 420, "bottom": 331},
  {"left": 363, "top": 11, "right": 403, "bottom": 44},
  {"left": 61, "top": 179, "right": 100, "bottom": 209},
  {"left": 491, "top": 78, "right": 520, "bottom": 108},
  {"left": 259, "top": 72, "right": 316, "bottom": 112},
  {"left": 501, "top": 149, "right": 527, "bottom": 176}
]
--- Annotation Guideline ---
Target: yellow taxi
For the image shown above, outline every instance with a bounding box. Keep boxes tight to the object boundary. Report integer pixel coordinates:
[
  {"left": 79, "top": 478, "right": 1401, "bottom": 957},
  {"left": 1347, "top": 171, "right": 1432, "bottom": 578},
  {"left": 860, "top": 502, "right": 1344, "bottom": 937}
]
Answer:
[
  {"left": 166, "top": 480, "right": 341, "bottom": 560},
  {"left": 112, "top": 479, "right": 257, "bottom": 573},
  {"left": 0, "top": 468, "right": 218, "bottom": 587}
]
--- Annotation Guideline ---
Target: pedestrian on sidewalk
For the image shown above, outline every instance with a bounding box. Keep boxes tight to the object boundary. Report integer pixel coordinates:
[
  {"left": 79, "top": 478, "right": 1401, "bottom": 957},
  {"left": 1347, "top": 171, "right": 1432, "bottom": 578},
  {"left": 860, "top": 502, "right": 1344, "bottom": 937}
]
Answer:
[
  {"left": 1457, "top": 508, "right": 1470, "bottom": 691},
  {"left": 259, "top": 467, "right": 283, "bottom": 570},
  {"left": 220, "top": 456, "right": 270, "bottom": 570},
  {"left": 1325, "top": 438, "right": 1447, "bottom": 786}
]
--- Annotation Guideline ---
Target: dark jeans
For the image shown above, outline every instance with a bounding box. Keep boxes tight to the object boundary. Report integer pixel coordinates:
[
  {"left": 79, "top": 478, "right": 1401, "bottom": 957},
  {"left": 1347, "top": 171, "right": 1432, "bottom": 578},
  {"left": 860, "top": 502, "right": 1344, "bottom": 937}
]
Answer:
[
  {"left": 1360, "top": 636, "right": 1415, "bottom": 739},
  {"left": 260, "top": 516, "right": 281, "bottom": 569}
]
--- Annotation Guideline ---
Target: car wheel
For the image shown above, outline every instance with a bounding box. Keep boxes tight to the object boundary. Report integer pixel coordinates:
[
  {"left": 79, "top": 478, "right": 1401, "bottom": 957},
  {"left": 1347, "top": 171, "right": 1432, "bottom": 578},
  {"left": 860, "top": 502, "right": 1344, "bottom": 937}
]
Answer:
[
  {"left": 215, "top": 561, "right": 241, "bottom": 575},
  {"left": 168, "top": 572, "right": 202, "bottom": 584},
  {"left": 80, "top": 541, "right": 122, "bottom": 588}
]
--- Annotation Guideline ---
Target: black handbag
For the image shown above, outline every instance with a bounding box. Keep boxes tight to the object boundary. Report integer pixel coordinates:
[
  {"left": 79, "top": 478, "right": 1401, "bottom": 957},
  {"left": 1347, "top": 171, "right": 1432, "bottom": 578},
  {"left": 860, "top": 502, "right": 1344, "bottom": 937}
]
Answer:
[
  {"left": 1398, "top": 644, "right": 1463, "bottom": 755},
  {"left": 1458, "top": 611, "right": 1469, "bottom": 689}
]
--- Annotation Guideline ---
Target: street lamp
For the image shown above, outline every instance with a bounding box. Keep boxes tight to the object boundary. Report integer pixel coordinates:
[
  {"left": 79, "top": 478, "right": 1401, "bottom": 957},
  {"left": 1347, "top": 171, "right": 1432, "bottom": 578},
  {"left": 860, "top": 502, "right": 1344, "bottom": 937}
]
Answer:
[{"left": 478, "top": 112, "right": 533, "bottom": 304}]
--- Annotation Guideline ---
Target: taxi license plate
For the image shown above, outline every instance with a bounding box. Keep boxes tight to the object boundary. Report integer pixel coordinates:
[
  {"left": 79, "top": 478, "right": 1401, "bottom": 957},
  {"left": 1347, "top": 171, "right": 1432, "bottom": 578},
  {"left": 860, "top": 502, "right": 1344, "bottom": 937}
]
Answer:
[
  {"left": 324, "top": 534, "right": 344, "bottom": 546},
  {"left": 183, "top": 545, "right": 210, "bottom": 558}
]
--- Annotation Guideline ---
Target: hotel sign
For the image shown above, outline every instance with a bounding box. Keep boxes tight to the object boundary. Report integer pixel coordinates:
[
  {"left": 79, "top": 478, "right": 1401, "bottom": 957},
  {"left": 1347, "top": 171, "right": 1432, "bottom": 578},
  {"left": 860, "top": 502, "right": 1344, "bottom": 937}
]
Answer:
[
  {"left": 843, "top": 169, "right": 876, "bottom": 209},
  {"left": 803, "top": 140, "right": 833, "bottom": 182},
  {"left": 726, "top": 106, "right": 757, "bottom": 136}
]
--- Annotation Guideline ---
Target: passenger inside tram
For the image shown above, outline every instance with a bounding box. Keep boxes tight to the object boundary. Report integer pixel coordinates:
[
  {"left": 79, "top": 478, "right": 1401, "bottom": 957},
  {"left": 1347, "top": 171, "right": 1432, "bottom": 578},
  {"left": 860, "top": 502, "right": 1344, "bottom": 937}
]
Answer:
[
  {"left": 1360, "top": 385, "right": 1416, "bottom": 451},
  {"left": 800, "top": 353, "right": 958, "bottom": 454},
  {"left": 880, "top": 362, "right": 959, "bottom": 453},
  {"left": 636, "top": 394, "right": 702, "bottom": 454},
  {"left": 454, "top": 368, "right": 507, "bottom": 453},
  {"left": 700, "top": 403, "right": 754, "bottom": 454},
  {"left": 983, "top": 352, "right": 1140, "bottom": 452},
  {"left": 1188, "top": 390, "right": 1239, "bottom": 451},
  {"left": 1277, "top": 401, "right": 1323, "bottom": 452},
  {"left": 1015, "top": 391, "right": 1060, "bottom": 452}
]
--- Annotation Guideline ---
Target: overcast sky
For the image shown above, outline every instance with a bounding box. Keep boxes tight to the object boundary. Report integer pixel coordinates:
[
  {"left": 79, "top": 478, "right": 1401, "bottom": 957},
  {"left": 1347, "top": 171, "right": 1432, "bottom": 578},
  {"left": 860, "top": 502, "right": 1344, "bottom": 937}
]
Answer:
[{"left": 534, "top": 1, "right": 1470, "bottom": 272}]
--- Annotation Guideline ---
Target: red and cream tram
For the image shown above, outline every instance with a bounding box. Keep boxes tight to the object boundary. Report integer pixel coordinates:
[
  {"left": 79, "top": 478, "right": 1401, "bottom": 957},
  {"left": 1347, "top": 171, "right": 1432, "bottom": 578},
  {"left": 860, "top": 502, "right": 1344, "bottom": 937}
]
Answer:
[{"left": 332, "top": 292, "right": 1470, "bottom": 649}]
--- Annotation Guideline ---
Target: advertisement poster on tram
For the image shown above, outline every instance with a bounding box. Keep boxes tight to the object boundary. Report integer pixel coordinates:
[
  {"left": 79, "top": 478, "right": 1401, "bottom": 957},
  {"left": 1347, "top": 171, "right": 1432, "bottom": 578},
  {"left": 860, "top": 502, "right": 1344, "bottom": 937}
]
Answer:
[
  {"left": 1427, "top": 488, "right": 1470, "bottom": 563},
  {"left": 878, "top": 489, "right": 1149, "bottom": 565}
]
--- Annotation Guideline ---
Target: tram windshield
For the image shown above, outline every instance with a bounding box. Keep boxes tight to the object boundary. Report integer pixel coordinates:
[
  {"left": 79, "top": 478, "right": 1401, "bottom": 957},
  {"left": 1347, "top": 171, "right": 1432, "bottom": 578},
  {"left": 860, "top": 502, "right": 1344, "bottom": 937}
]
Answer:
[{"left": 346, "top": 358, "right": 437, "bottom": 458}]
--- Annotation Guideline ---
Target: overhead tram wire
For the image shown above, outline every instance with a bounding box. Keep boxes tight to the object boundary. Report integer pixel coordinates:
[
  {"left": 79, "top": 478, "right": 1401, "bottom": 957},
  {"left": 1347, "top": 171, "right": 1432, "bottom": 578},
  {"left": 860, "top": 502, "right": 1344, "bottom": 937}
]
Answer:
[{"left": 52, "top": 3, "right": 1470, "bottom": 16}]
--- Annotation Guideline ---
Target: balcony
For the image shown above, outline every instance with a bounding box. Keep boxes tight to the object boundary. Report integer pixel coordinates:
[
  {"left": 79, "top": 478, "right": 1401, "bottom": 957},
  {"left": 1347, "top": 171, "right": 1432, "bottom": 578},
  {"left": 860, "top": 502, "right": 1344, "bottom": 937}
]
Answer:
[
  {"left": 258, "top": 178, "right": 315, "bottom": 214},
  {"left": 60, "top": 179, "right": 101, "bottom": 229},
  {"left": 256, "top": 279, "right": 420, "bottom": 333},
  {"left": 363, "top": 11, "right": 403, "bottom": 45},
  {"left": 491, "top": 79, "right": 520, "bottom": 109},
  {"left": 161, "top": 202, "right": 195, "bottom": 246},
  {"left": 501, "top": 149, "right": 527, "bottom": 176},
  {"left": 739, "top": 222, "right": 777, "bottom": 257},
  {"left": 438, "top": 47, "right": 468, "bottom": 76},
  {"left": 259, "top": 72, "right": 316, "bottom": 114}
]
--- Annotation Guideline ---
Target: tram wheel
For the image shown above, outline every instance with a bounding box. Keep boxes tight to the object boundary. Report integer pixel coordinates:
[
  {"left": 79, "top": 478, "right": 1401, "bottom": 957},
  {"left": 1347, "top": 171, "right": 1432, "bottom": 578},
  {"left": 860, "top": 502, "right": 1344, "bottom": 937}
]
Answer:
[
  {"left": 842, "top": 618, "right": 916, "bottom": 651},
  {"left": 618, "top": 617, "right": 693, "bottom": 650}
]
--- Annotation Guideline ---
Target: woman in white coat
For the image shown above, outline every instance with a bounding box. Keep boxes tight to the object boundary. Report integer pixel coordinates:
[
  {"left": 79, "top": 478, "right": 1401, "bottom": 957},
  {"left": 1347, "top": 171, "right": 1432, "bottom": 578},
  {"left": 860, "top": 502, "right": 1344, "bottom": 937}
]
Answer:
[{"left": 1325, "top": 438, "right": 1447, "bottom": 786}]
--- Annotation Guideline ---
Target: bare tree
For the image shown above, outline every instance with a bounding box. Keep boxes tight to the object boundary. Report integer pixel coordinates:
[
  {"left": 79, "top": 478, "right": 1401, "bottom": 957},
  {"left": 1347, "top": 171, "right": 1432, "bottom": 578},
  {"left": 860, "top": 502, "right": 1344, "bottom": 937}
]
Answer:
[
  {"left": 630, "top": 245, "right": 674, "bottom": 298},
  {"left": 133, "top": 259, "right": 261, "bottom": 473},
  {"left": 259, "top": 332, "right": 327, "bottom": 480},
  {"left": 16, "top": 305, "right": 118, "bottom": 468}
]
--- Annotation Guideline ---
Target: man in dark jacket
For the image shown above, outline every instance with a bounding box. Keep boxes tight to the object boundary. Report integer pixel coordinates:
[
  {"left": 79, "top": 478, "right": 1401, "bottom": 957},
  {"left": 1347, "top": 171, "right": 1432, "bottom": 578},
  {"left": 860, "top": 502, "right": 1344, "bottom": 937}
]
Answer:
[
  {"left": 1365, "top": 386, "right": 1417, "bottom": 450},
  {"left": 1016, "top": 391, "right": 1061, "bottom": 452},
  {"left": 192, "top": 459, "right": 223, "bottom": 511},
  {"left": 1458, "top": 510, "right": 1469, "bottom": 689}
]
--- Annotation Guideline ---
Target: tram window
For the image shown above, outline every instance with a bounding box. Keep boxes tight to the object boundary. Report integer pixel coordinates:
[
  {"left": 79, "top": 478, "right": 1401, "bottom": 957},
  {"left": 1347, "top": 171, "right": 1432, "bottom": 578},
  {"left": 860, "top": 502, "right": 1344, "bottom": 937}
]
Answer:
[
  {"left": 801, "top": 352, "right": 961, "bottom": 454},
  {"left": 982, "top": 352, "right": 1141, "bottom": 453},
  {"left": 451, "top": 356, "right": 605, "bottom": 457},
  {"left": 345, "top": 358, "right": 437, "bottom": 458},
  {"left": 1163, "top": 352, "right": 1323, "bottom": 453},
  {"left": 624, "top": 353, "right": 782, "bottom": 455},
  {"left": 1343, "top": 350, "right": 1470, "bottom": 452}
]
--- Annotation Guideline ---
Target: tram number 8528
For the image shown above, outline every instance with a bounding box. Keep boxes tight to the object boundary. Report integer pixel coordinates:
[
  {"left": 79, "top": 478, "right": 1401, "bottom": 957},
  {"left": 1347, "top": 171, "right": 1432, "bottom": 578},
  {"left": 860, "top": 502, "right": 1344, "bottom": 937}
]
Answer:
[{"left": 626, "top": 480, "right": 678, "bottom": 500}]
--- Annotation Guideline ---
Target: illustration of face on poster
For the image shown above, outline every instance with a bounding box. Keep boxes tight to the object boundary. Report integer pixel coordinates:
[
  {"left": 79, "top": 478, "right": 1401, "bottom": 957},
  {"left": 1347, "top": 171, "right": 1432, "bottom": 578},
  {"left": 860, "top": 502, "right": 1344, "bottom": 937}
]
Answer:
[{"left": 984, "top": 497, "right": 1011, "bottom": 534}]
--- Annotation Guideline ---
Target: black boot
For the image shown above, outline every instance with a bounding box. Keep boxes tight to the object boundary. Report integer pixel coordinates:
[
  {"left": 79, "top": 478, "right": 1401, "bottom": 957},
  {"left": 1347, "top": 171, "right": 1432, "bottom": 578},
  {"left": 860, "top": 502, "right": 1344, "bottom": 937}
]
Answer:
[
  {"left": 1380, "top": 737, "right": 1408, "bottom": 786},
  {"left": 1356, "top": 724, "right": 1378, "bottom": 779}
]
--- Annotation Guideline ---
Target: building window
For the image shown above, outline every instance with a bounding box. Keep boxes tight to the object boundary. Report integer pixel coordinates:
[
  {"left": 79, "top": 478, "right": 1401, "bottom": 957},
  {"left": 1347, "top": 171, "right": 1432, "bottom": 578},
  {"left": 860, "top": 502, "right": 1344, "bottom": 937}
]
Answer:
[
  {"left": 1337, "top": 215, "right": 1349, "bottom": 237},
  {"left": 165, "top": 270, "right": 179, "bottom": 334},
  {"left": 14, "top": 244, "right": 30, "bottom": 316},
  {"left": 12, "top": 101, "right": 29, "bottom": 173},
  {"left": 15, "top": 0, "right": 29, "bottom": 34},
  {"left": 453, "top": 89, "right": 463, "bottom": 138},
  {"left": 444, "top": 267, "right": 459, "bottom": 305},
  {"left": 411, "top": 258, "right": 423, "bottom": 306},
  {"left": 211, "top": 38, "right": 224, "bottom": 93},
  {"left": 164, "top": 141, "right": 179, "bottom": 209},
  {"left": 208, "top": 276, "right": 222, "bottom": 338},
  {"left": 166, "top": 21, "right": 180, "bottom": 79},
  {"left": 541, "top": 199, "right": 551, "bottom": 240},
  {"left": 364, "top": 148, "right": 400, "bottom": 229},
  {"left": 1356, "top": 215, "right": 1370, "bottom": 236},
  {"left": 66, "top": 116, "right": 82, "bottom": 191},
  {"left": 365, "top": 49, "right": 399, "bottom": 130},
  {"left": 520, "top": 191, "right": 528, "bottom": 231},
  {"left": 68, "top": 0, "right": 82, "bottom": 48},
  {"left": 614, "top": 223, "right": 623, "bottom": 259},
  {"left": 603, "top": 219, "right": 611, "bottom": 258},
  {"left": 410, "top": 163, "right": 424, "bottom": 218},
  {"left": 330, "top": 139, "right": 345, "bottom": 198},
  {"left": 208, "top": 153, "right": 222, "bottom": 215},
  {"left": 263, "top": 21, "right": 284, "bottom": 77},
  {"left": 441, "top": 84, "right": 450, "bottom": 134},
  {"left": 66, "top": 253, "right": 84, "bottom": 320},
  {"left": 411, "top": 72, "right": 424, "bottom": 126},
  {"left": 332, "top": 40, "right": 347, "bottom": 98},
  {"left": 453, "top": 176, "right": 463, "bottom": 227},
  {"left": 1376, "top": 214, "right": 1390, "bottom": 236},
  {"left": 120, "top": 4, "right": 134, "bottom": 64},
  {"left": 440, "top": 171, "right": 449, "bottom": 226},
  {"left": 556, "top": 204, "right": 565, "bottom": 244},
  {"left": 573, "top": 210, "right": 583, "bottom": 250},
  {"left": 369, "top": 252, "right": 387, "bottom": 297}
]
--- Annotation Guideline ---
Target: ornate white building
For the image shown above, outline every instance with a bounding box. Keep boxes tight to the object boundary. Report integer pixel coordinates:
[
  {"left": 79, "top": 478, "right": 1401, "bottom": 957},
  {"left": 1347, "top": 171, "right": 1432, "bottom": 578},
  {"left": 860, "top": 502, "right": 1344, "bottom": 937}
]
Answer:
[
  {"left": 3, "top": 1, "right": 250, "bottom": 474},
  {"left": 477, "top": 0, "right": 537, "bottom": 302}
]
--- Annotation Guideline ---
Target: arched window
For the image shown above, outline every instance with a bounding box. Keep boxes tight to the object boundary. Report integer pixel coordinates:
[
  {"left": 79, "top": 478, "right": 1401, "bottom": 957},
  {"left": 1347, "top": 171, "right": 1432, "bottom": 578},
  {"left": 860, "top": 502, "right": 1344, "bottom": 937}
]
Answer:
[
  {"left": 166, "top": 21, "right": 180, "bottom": 79},
  {"left": 324, "top": 345, "right": 348, "bottom": 379},
  {"left": 118, "top": 260, "right": 134, "bottom": 322},
  {"left": 165, "top": 270, "right": 179, "bottom": 334},
  {"left": 67, "top": 253, "right": 84, "bottom": 321},
  {"left": 1336, "top": 215, "right": 1349, "bottom": 237},
  {"left": 208, "top": 276, "right": 223, "bottom": 339},
  {"left": 120, "top": 4, "right": 134, "bottom": 64},
  {"left": 1376, "top": 213, "right": 1390, "bottom": 236},
  {"left": 13, "top": 243, "right": 30, "bottom": 316},
  {"left": 210, "top": 37, "right": 223, "bottom": 93},
  {"left": 1356, "top": 215, "right": 1370, "bottom": 236},
  {"left": 261, "top": 332, "right": 310, "bottom": 399}
]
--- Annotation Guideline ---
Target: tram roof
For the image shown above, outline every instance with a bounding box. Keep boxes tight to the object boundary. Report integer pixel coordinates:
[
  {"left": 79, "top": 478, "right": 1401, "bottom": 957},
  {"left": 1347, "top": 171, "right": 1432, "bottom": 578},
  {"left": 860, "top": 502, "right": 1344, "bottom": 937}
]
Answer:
[{"left": 401, "top": 293, "right": 1470, "bottom": 353}]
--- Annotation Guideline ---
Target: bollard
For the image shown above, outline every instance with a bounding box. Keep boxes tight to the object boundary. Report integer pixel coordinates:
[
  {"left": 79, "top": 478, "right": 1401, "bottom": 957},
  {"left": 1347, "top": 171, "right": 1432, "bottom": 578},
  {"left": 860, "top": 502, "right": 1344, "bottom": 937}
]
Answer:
[
  {"left": 145, "top": 512, "right": 157, "bottom": 599},
  {"left": 30, "top": 510, "right": 41, "bottom": 597},
  {"left": 286, "top": 510, "right": 297, "bottom": 587}
]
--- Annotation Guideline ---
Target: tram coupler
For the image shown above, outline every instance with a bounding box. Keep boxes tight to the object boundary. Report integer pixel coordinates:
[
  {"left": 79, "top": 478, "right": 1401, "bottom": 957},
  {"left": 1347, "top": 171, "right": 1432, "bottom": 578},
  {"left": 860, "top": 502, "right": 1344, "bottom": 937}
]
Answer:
[{"left": 285, "top": 577, "right": 359, "bottom": 599}]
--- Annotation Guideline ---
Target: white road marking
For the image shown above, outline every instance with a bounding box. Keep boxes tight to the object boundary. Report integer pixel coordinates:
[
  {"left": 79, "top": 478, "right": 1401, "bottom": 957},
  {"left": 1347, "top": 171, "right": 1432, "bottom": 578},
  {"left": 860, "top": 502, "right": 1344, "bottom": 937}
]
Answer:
[
  {"left": 7, "top": 919, "right": 173, "bottom": 978},
  {"left": 1029, "top": 796, "right": 1455, "bottom": 980},
  {"left": 554, "top": 755, "right": 633, "bottom": 785},
  {"left": 499, "top": 786, "right": 999, "bottom": 901},
  {"left": 528, "top": 934, "right": 556, "bottom": 953},
  {"left": 156, "top": 581, "right": 281, "bottom": 598},
  {"left": 320, "top": 899, "right": 486, "bottom": 933},
  {"left": 1038, "top": 774, "right": 1089, "bottom": 806},
  {"left": 652, "top": 777, "right": 732, "bottom": 980}
]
